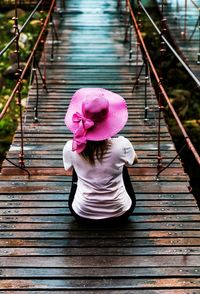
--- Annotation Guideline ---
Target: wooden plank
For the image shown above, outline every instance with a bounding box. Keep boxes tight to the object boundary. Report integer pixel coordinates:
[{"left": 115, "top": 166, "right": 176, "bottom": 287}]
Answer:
[
  {"left": 0, "top": 237, "right": 199, "bottom": 247},
  {"left": 0, "top": 290, "right": 197, "bottom": 294},
  {"left": 0, "top": 256, "right": 199, "bottom": 267},
  {"left": 1, "top": 166, "right": 187, "bottom": 178},
  {"left": 0, "top": 229, "right": 200, "bottom": 238},
  {"left": 0, "top": 213, "right": 199, "bottom": 223},
  {"left": 0, "top": 277, "right": 199, "bottom": 290},
  {"left": 0, "top": 246, "right": 199, "bottom": 257},
  {"left": 1, "top": 266, "right": 200, "bottom": 278},
  {"left": 0, "top": 291, "right": 198, "bottom": 294},
  {"left": 0, "top": 191, "right": 194, "bottom": 199},
  {"left": 0, "top": 246, "right": 199, "bottom": 256},
  {"left": 0, "top": 207, "right": 198, "bottom": 216},
  {"left": 0, "top": 181, "right": 192, "bottom": 193},
  {"left": 0, "top": 221, "right": 200, "bottom": 230},
  {"left": 0, "top": 200, "right": 196, "bottom": 209}
]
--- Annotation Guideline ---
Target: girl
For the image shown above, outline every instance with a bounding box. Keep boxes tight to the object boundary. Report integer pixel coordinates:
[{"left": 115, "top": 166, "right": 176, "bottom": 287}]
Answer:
[{"left": 63, "top": 88, "right": 138, "bottom": 224}]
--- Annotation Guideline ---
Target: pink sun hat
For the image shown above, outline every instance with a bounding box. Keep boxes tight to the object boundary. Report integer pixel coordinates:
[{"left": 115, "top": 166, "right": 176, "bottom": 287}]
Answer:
[{"left": 65, "top": 88, "right": 128, "bottom": 153}]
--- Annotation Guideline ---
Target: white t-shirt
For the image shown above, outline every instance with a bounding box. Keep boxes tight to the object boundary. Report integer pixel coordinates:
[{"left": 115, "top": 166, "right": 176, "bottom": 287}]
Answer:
[{"left": 63, "top": 136, "right": 136, "bottom": 219}]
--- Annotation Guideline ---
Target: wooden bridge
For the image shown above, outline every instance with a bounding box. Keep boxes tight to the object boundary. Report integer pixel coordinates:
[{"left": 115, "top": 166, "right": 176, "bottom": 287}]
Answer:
[{"left": 0, "top": 0, "right": 200, "bottom": 292}]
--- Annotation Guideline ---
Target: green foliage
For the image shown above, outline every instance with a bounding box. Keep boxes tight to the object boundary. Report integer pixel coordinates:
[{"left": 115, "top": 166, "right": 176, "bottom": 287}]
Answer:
[
  {"left": 0, "top": 116, "right": 17, "bottom": 137},
  {"left": 0, "top": 9, "right": 46, "bottom": 164}
]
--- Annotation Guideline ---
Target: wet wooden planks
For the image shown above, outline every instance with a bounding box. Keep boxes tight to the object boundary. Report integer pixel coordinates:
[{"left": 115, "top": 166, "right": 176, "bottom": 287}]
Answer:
[{"left": 0, "top": 0, "right": 200, "bottom": 292}]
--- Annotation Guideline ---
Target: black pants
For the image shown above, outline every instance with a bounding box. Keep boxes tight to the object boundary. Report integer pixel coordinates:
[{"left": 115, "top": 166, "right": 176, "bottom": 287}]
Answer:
[{"left": 68, "top": 166, "right": 136, "bottom": 225}]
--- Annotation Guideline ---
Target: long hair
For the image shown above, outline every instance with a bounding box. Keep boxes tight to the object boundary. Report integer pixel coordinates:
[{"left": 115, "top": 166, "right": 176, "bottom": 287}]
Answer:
[{"left": 80, "top": 140, "right": 110, "bottom": 165}]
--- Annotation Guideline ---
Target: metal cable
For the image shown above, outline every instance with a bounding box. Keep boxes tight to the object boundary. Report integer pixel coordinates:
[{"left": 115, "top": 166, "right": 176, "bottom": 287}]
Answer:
[
  {"left": 0, "top": 152, "right": 30, "bottom": 177},
  {"left": 156, "top": 144, "right": 187, "bottom": 179}
]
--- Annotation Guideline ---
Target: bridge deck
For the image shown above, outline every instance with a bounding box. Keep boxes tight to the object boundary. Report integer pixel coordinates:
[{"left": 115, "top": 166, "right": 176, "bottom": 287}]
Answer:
[{"left": 0, "top": 0, "right": 199, "bottom": 292}]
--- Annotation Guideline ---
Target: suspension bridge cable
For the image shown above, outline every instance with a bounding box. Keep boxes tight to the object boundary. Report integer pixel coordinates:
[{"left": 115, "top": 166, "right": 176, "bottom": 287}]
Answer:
[{"left": 191, "top": 0, "right": 199, "bottom": 10}]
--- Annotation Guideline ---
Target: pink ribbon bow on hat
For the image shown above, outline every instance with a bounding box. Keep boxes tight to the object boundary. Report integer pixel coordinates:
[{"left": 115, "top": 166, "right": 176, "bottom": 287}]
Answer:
[{"left": 72, "top": 112, "right": 94, "bottom": 153}]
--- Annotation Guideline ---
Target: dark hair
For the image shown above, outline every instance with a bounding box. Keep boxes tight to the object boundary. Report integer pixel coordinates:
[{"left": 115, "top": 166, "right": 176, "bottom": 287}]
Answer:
[{"left": 80, "top": 140, "right": 110, "bottom": 165}]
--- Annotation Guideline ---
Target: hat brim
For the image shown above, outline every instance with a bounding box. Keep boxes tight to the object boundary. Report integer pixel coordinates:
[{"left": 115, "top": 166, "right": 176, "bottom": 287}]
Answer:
[{"left": 65, "top": 88, "right": 128, "bottom": 141}]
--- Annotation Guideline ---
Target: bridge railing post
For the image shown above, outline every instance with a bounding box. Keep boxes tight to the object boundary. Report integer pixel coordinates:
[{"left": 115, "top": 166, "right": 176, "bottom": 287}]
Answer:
[
  {"left": 124, "top": 0, "right": 129, "bottom": 42},
  {"left": 144, "top": 57, "right": 149, "bottom": 121},
  {"left": 13, "top": 3, "right": 25, "bottom": 169},
  {"left": 32, "top": 56, "right": 39, "bottom": 123},
  {"left": 157, "top": 92, "right": 164, "bottom": 170},
  {"left": 49, "top": 5, "right": 60, "bottom": 62}
]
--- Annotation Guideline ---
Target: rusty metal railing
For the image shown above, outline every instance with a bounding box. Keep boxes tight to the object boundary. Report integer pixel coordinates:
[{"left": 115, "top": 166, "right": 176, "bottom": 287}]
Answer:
[
  {"left": 125, "top": 0, "right": 200, "bottom": 176},
  {"left": 0, "top": 0, "right": 63, "bottom": 174}
]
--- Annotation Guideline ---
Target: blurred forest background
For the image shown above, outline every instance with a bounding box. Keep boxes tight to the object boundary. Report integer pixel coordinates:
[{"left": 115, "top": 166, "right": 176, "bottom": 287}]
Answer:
[{"left": 0, "top": 4, "right": 46, "bottom": 161}]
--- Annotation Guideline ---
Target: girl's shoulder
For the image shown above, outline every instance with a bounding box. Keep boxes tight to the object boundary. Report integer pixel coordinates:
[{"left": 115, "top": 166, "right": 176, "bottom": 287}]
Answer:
[
  {"left": 63, "top": 140, "right": 73, "bottom": 152},
  {"left": 111, "top": 136, "right": 132, "bottom": 147}
]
